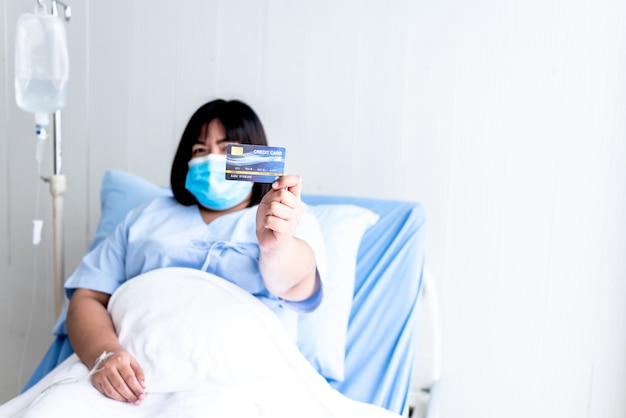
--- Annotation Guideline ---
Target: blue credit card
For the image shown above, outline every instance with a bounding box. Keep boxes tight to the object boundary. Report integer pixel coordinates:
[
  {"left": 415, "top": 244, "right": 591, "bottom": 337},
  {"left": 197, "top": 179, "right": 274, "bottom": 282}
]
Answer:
[{"left": 225, "top": 144, "right": 286, "bottom": 183}]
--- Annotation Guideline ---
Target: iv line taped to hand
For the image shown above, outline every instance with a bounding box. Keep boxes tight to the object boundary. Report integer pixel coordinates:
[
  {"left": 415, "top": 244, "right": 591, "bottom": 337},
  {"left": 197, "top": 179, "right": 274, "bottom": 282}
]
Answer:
[{"left": 29, "top": 351, "right": 115, "bottom": 407}]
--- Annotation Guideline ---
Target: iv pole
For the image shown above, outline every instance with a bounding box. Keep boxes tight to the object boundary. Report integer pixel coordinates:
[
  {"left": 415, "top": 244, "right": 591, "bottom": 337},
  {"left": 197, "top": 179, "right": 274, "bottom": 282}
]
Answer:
[
  {"left": 49, "top": 113, "right": 66, "bottom": 320},
  {"left": 46, "top": 0, "right": 71, "bottom": 319}
]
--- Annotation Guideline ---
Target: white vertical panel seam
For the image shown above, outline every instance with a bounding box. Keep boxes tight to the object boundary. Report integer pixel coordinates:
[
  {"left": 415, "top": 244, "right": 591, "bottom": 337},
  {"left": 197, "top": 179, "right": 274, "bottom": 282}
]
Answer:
[
  {"left": 2, "top": 0, "right": 11, "bottom": 266},
  {"left": 585, "top": 6, "right": 626, "bottom": 417},
  {"left": 85, "top": 0, "right": 93, "bottom": 242},
  {"left": 127, "top": 0, "right": 136, "bottom": 170},
  {"left": 261, "top": 0, "right": 269, "bottom": 110},
  {"left": 305, "top": 2, "right": 314, "bottom": 154},
  {"left": 216, "top": 0, "right": 222, "bottom": 95},
  {"left": 259, "top": 0, "right": 268, "bottom": 109},
  {"left": 350, "top": 0, "right": 371, "bottom": 195},
  {"left": 173, "top": 1, "right": 180, "bottom": 141},
  {"left": 401, "top": 0, "right": 413, "bottom": 178}
]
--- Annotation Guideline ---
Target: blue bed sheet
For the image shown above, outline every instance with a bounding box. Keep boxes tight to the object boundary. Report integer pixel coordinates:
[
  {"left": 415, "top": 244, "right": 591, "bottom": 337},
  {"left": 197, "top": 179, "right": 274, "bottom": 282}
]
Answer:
[
  {"left": 24, "top": 193, "right": 426, "bottom": 416},
  {"left": 303, "top": 195, "right": 426, "bottom": 415}
]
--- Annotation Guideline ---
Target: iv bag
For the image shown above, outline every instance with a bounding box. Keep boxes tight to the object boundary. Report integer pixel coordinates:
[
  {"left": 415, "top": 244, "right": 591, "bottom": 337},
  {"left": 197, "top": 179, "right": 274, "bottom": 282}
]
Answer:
[{"left": 14, "top": 5, "right": 69, "bottom": 117}]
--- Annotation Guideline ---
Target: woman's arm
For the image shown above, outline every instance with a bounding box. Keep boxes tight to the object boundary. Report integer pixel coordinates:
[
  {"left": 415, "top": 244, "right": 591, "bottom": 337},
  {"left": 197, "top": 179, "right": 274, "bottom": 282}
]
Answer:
[
  {"left": 255, "top": 175, "right": 319, "bottom": 301},
  {"left": 66, "top": 288, "right": 146, "bottom": 404}
]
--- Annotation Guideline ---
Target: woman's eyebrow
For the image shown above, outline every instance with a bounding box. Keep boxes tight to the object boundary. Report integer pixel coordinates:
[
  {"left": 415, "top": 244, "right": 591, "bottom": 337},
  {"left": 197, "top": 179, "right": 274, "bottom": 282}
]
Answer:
[{"left": 217, "top": 137, "right": 236, "bottom": 144}]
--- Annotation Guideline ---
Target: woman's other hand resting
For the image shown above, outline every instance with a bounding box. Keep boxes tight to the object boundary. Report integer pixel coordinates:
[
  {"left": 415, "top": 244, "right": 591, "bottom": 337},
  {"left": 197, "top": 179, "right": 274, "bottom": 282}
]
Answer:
[{"left": 67, "top": 289, "right": 147, "bottom": 405}]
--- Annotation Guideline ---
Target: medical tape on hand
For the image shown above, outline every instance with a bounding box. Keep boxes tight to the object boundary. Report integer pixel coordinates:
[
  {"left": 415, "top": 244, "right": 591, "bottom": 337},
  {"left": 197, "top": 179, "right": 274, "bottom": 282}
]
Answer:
[
  {"left": 88, "top": 351, "right": 115, "bottom": 377},
  {"left": 29, "top": 351, "right": 115, "bottom": 407}
]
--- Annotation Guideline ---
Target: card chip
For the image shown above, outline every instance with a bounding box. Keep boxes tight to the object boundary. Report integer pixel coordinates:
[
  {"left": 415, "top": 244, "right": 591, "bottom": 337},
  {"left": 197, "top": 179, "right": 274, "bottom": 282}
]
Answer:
[{"left": 230, "top": 146, "right": 244, "bottom": 156}]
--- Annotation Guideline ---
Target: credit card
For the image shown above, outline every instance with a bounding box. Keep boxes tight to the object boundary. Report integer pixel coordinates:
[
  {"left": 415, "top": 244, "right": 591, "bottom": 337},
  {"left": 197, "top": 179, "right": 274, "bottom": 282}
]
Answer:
[{"left": 225, "top": 144, "right": 286, "bottom": 183}]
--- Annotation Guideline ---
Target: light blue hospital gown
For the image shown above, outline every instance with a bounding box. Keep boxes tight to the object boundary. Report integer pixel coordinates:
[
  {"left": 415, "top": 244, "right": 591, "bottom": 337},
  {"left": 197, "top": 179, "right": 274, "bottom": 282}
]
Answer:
[{"left": 64, "top": 196, "right": 325, "bottom": 338}]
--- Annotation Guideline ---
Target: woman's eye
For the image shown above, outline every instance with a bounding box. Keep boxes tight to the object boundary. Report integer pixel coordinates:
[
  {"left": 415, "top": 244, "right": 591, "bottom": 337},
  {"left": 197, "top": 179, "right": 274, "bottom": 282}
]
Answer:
[{"left": 191, "top": 146, "right": 207, "bottom": 155}]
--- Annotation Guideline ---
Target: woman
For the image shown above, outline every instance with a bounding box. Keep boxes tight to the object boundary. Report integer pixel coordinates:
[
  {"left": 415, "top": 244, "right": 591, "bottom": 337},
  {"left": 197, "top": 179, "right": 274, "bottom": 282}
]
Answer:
[{"left": 65, "top": 99, "right": 324, "bottom": 405}]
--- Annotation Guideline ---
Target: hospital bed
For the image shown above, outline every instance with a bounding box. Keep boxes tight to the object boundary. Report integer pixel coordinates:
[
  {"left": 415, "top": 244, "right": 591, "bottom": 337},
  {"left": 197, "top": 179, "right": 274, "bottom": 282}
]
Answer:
[{"left": 16, "top": 169, "right": 430, "bottom": 417}]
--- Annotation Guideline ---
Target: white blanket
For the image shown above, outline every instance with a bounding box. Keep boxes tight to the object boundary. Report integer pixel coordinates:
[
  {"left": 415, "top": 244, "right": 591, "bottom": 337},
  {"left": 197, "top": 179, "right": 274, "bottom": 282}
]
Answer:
[{"left": 1, "top": 268, "right": 400, "bottom": 418}]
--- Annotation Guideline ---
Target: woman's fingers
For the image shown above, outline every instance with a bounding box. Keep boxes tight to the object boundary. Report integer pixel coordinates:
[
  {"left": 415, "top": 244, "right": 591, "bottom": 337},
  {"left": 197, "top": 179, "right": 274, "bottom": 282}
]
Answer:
[
  {"left": 130, "top": 357, "right": 147, "bottom": 390},
  {"left": 272, "top": 175, "right": 302, "bottom": 198},
  {"left": 91, "top": 352, "right": 146, "bottom": 404},
  {"left": 257, "top": 174, "right": 305, "bottom": 249}
]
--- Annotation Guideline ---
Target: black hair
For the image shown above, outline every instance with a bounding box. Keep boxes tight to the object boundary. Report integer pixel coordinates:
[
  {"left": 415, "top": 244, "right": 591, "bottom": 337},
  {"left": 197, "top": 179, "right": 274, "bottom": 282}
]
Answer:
[{"left": 170, "top": 99, "right": 272, "bottom": 206}]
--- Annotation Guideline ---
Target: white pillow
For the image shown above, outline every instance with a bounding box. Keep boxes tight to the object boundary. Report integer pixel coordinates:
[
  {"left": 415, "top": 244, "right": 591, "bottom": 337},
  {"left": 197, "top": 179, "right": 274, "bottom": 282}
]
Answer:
[
  {"left": 108, "top": 267, "right": 291, "bottom": 392},
  {"left": 299, "top": 204, "right": 379, "bottom": 381}
]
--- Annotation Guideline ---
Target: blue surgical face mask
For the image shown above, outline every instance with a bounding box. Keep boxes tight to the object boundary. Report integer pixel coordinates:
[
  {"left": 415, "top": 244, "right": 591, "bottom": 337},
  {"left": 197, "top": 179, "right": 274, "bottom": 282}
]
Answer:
[{"left": 185, "top": 154, "right": 253, "bottom": 211}]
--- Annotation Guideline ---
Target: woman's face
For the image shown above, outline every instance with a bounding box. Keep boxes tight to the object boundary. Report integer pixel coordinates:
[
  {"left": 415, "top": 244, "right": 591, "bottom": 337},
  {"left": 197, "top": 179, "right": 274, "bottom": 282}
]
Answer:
[
  {"left": 190, "top": 119, "right": 237, "bottom": 159},
  {"left": 184, "top": 118, "right": 253, "bottom": 213}
]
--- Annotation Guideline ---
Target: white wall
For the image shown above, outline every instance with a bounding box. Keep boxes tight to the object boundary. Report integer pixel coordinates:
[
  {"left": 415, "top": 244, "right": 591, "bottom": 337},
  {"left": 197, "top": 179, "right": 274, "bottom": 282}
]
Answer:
[{"left": 1, "top": 0, "right": 625, "bottom": 417}]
